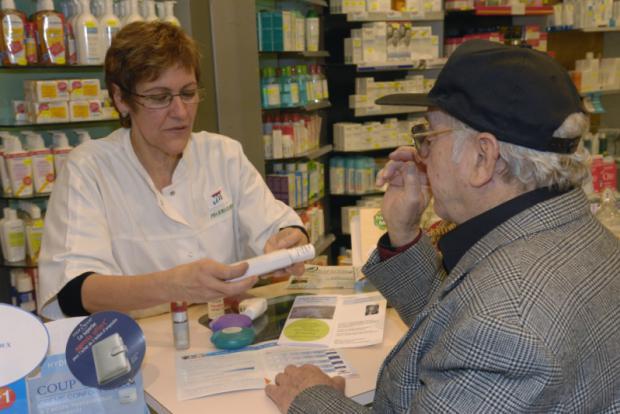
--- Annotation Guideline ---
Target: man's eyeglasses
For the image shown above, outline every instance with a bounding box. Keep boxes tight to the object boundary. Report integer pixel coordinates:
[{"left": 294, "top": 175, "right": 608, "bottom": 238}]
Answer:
[
  {"left": 411, "top": 123, "right": 453, "bottom": 157},
  {"left": 126, "top": 88, "right": 205, "bottom": 109}
]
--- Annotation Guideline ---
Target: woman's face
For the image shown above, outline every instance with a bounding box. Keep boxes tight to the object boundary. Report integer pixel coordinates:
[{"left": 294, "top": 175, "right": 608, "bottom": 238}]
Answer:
[{"left": 117, "top": 64, "right": 199, "bottom": 160}]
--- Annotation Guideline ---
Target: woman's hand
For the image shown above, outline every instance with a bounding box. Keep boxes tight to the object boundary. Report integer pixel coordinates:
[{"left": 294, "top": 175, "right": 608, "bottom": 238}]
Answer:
[
  {"left": 376, "top": 146, "right": 430, "bottom": 247},
  {"left": 264, "top": 227, "right": 310, "bottom": 277},
  {"left": 265, "top": 364, "right": 345, "bottom": 413},
  {"left": 169, "top": 259, "right": 257, "bottom": 303}
]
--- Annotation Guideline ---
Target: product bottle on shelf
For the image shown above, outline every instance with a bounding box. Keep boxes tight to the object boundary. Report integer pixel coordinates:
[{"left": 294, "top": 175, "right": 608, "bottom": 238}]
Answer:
[
  {"left": 0, "top": 132, "right": 14, "bottom": 196},
  {"left": 25, "top": 133, "right": 54, "bottom": 194},
  {"left": 0, "top": 0, "right": 28, "bottom": 66},
  {"left": 0, "top": 208, "right": 10, "bottom": 260},
  {"left": 25, "top": 204, "right": 44, "bottom": 264},
  {"left": 74, "top": 0, "right": 102, "bottom": 64},
  {"left": 75, "top": 129, "right": 92, "bottom": 144},
  {"left": 99, "top": 0, "right": 120, "bottom": 59},
  {"left": 15, "top": 270, "right": 36, "bottom": 313},
  {"left": 305, "top": 10, "right": 319, "bottom": 52},
  {"left": 4, "top": 135, "right": 33, "bottom": 198},
  {"left": 0, "top": 208, "right": 26, "bottom": 262},
  {"left": 261, "top": 66, "right": 281, "bottom": 109},
  {"left": 32, "top": 0, "right": 67, "bottom": 65},
  {"left": 24, "top": 21, "right": 37, "bottom": 64},
  {"left": 280, "top": 66, "right": 300, "bottom": 108},
  {"left": 292, "top": 65, "right": 307, "bottom": 106},
  {"left": 51, "top": 132, "right": 73, "bottom": 175},
  {"left": 162, "top": 1, "right": 180, "bottom": 26},
  {"left": 64, "top": 20, "right": 77, "bottom": 64},
  {"left": 123, "top": 0, "right": 143, "bottom": 25},
  {"left": 309, "top": 64, "right": 323, "bottom": 103},
  {"left": 144, "top": 0, "right": 158, "bottom": 22}
]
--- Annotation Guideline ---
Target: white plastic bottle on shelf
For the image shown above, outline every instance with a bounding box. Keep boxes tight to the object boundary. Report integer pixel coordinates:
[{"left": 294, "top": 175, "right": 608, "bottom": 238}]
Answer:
[
  {"left": 16, "top": 270, "right": 36, "bottom": 313},
  {"left": 0, "top": 132, "right": 14, "bottom": 196},
  {"left": 74, "top": 0, "right": 102, "bottom": 64},
  {"left": 75, "top": 129, "right": 92, "bottom": 144},
  {"left": 0, "top": 208, "right": 26, "bottom": 263},
  {"left": 144, "top": 0, "right": 158, "bottom": 22},
  {"left": 0, "top": 207, "right": 11, "bottom": 260},
  {"left": 25, "top": 133, "right": 54, "bottom": 195},
  {"left": 25, "top": 204, "right": 44, "bottom": 264},
  {"left": 162, "top": 1, "right": 180, "bottom": 26},
  {"left": 51, "top": 132, "right": 74, "bottom": 175},
  {"left": 4, "top": 135, "right": 33, "bottom": 198},
  {"left": 305, "top": 10, "right": 320, "bottom": 52},
  {"left": 99, "top": 0, "right": 120, "bottom": 59},
  {"left": 123, "top": 0, "right": 143, "bottom": 25}
]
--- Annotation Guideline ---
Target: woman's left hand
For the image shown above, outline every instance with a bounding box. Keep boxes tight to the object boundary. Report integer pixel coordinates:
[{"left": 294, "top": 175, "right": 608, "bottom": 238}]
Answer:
[{"left": 264, "top": 227, "right": 309, "bottom": 277}]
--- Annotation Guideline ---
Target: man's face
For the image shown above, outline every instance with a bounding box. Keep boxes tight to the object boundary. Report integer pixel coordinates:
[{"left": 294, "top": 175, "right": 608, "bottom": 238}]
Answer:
[{"left": 422, "top": 110, "right": 471, "bottom": 223}]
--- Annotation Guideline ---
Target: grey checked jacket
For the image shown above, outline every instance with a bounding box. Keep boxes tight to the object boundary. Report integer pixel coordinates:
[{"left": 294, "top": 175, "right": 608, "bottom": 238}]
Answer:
[{"left": 290, "top": 189, "right": 620, "bottom": 413}]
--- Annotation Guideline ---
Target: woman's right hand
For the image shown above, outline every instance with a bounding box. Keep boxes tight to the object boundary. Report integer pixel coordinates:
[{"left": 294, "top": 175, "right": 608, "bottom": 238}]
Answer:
[
  {"left": 169, "top": 259, "right": 257, "bottom": 303},
  {"left": 376, "top": 146, "right": 430, "bottom": 247}
]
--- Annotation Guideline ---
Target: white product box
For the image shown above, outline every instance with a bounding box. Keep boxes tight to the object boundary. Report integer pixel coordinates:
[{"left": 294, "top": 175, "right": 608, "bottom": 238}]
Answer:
[
  {"left": 68, "top": 79, "right": 101, "bottom": 101},
  {"left": 28, "top": 101, "right": 69, "bottom": 123},
  {"left": 24, "top": 80, "right": 70, "bottom": 102}
]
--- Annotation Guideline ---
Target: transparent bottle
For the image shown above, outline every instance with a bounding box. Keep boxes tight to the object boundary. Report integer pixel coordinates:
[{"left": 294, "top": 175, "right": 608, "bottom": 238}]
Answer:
[{"left": 595, "top": 188, "right": 620, "bottom": 237}]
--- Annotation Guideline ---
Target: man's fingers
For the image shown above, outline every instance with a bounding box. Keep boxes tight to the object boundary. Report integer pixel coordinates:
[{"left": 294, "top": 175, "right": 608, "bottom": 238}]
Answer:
[{"left": 332, "top": 376, "right": 346, "bottom": 392}]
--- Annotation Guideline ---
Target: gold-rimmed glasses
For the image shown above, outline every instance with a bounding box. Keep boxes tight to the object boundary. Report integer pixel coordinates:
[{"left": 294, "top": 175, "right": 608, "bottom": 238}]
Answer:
[{"left": 411, "top": 123, "right": 453, "bottom": 157}]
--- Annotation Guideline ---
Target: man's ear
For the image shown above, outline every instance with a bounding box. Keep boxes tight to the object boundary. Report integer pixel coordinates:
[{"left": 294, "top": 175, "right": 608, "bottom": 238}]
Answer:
[
  {"left": 110, "top": 83, "right": 130, "bottom": 116},
  {"left": 469, "top": 132, "right": 500, "bottom": 188}
]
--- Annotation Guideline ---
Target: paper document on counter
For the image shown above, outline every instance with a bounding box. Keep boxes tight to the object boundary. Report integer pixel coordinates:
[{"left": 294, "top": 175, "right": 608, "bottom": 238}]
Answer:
[
  {"left": 175, "top": 341, "right": 355, "bottom": 401},
  {"left": 277, "top": 292, "right": 386, "bottom": 348}
]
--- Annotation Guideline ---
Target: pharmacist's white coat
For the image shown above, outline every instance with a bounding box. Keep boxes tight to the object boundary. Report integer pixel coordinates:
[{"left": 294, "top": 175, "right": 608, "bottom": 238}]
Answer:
[{"left": 38, "top": 128, "right": 302, "bottom": 320}]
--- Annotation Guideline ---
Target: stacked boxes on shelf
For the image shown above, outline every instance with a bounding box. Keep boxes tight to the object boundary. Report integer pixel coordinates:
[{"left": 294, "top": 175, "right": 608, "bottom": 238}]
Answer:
[
  {"left": 266, "top": 161, "right": 325, "bottom": 208},
  {"left": 349, "top": 75, "right": 433, "bottom": 112},
  {"left": 344, "top": 23, "right": 439, "bottom": 64},
  {"left": 257, "top": 9, "right": 320, "bottom": 52},
  {"left": 262, "top": 112, "right": 323, "bottom": 159},
  {"left": 572, "top": 53, "right": 620, "bottom": 94},
  {"left": 551, "top": 0, "right": 620, "bottom": 30},
  {"left": 14, "top": 79, "right": 118, "bottom": 123},
  {"left": 330, "top": 0, "right": 442, "bottom": 14},
  {"left": 333, "top": 117, "right": 422, "bottom": 151}
]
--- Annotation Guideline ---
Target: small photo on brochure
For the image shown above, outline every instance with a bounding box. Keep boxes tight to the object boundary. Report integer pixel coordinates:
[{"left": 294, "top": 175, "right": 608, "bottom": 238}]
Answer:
[{"left": 288, "top": 305, "right": 336, "bottom": 320}]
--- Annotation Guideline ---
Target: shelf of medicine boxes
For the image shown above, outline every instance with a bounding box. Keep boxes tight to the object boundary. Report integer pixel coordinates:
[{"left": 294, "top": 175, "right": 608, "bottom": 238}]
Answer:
[
  {"left": 445, "top": 6, "right": 552, "bottom": 16},
  {"left": 0, "top": 64, "right": 103, "bottom": 70},
  {"left": 0, "top": 118, "right": 119, "bottom": 128},
  {"left": 546, "top": 26, "right": 620, "bottom": 33},
  {"left": 262, "top": 100, "right": 332, "bottom": 112},
  {"left": 344, "top": 10, "right": 444, "bottom": 22},
  {"left": 266, "top": 144, "right": 333, "bottom": 162},
  {"left": 313, "top": 233, "right": 336, "bottom": 255},
  {"left": 580, "top": 89, "right": 620, "bottom": 97},
  {"left": 259, "top": 50, "right": 330, "bottom": 58},
  {"left": 301, "top": 0, "right": 328, "bottom": 7},
  {"left": 351, "top": 58, "right": 446, "bottom": 73},
  {"left": 353, "top": 104, "right": 427, "bottom": 117}
]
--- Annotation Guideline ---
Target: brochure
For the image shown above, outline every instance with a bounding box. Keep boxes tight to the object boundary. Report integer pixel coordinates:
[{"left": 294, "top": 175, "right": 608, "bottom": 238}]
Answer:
[
  {"left": 277, "top": 292, "right": 386, "bottom": 348},
  {"left": 175, "top": 341, "right": 355, "bottom": 401}
]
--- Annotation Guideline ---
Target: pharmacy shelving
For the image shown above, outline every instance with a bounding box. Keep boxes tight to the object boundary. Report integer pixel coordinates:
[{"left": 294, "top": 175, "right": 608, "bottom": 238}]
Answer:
[
  {"left": 446, "top": 5, "right": 552, "bottom": 16},
  {"left": 353, "top": 105, "right": 426, "bottom": 117},
  {"left": 354, "top": 58, "right": 446, "bottom": 72},
  {"left": 0, "top": 118, "right": 118, "bottom": 128},
  {"left": 266, "top": 144, "right": 333, "bottom": 162},
  {"left": 262, "top": 100, "right": 332, "bottom": 112},
  {"left": 345, "top": 10, "right": 444, "bottom": 22},
  {"left": 260, "top": 50, "right": 330, "bottom": 58},
  {"left": 302, "top": 0, "right": 328, "bottom": 7},
  {"left": 581, "top": 89, "right": 620, "bottom": 97}
]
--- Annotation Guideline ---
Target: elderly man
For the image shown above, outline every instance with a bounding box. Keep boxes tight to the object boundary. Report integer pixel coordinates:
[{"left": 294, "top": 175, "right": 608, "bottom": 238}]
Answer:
[{"left": 266, "top": 40, "right": 620, "bottom": 413}]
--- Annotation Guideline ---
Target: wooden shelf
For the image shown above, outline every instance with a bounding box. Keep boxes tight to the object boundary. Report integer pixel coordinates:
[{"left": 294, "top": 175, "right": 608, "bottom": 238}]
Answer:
[
  {"left": 345, "top": 10, "right": 444, "bottom": 22},
  {"left": 267, "top": 144, "right": 332, "bottom": 161}
]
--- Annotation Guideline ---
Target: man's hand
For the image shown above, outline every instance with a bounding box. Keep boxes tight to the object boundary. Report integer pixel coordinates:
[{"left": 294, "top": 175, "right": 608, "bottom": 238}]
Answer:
[
  {"left": 265, "top": 364, "right": 345, "bottom": 413},
  {"left": 264, "top": 227, "right": 310, "bottom": 277},
  {"left": 376, "top": 146, "right": 430, "bottom": 246}
]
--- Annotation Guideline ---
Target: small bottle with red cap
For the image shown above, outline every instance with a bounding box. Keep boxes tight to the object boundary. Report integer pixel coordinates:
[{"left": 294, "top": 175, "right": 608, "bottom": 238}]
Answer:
[{"left": 171, "top": 301, "right": 190, "bottom": 350}]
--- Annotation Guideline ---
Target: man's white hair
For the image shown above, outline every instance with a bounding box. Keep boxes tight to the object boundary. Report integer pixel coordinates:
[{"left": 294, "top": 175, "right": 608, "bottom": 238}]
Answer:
[{"left": 438, "top": 111, "right": 591, "bottom": 190}]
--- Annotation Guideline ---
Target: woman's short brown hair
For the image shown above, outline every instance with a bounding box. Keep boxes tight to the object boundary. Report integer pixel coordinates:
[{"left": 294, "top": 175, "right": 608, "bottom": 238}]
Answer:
[{"left": 105, "top": 21, "right": 201, "bottom": 127}]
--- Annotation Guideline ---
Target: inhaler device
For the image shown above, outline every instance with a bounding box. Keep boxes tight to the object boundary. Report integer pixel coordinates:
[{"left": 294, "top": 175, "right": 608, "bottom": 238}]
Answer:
[{"left": 227, "top": 244, "right": 315, "bottom": 283}]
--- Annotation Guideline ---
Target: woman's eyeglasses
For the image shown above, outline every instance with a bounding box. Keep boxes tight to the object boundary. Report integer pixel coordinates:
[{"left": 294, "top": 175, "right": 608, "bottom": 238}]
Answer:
[
  {"left": 411, "top": 123, "right": 453, "bottom": 157},
  {"left": 127, "top": 88, "right": 205, "bottom": 109}
]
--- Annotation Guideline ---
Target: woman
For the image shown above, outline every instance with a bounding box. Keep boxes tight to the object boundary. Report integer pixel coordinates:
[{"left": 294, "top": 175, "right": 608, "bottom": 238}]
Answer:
[{"left": 38, "top": 22, "right": 308, "bottom": 320}]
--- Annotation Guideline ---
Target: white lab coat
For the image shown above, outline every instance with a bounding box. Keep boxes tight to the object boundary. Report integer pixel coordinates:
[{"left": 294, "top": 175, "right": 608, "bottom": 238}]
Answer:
[{"left": 38, "top": 128, "right": 302, "bottom": 320}]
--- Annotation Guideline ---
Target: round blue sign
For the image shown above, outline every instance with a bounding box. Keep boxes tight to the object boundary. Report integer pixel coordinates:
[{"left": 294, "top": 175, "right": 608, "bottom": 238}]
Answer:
[{"left": 65, "top": 311, "right": 145, "bottom": 390}]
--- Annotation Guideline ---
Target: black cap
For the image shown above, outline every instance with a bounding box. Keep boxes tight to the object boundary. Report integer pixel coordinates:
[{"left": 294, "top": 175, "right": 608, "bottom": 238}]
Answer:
[{"left": 376, "top": 40, "right": 584, "bottom": 154}]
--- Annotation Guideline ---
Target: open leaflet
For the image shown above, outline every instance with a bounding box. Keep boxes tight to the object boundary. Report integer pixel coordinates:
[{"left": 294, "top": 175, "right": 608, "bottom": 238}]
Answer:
[{"left": 277, "top": 292, "right": 386, "bottom": 348}]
